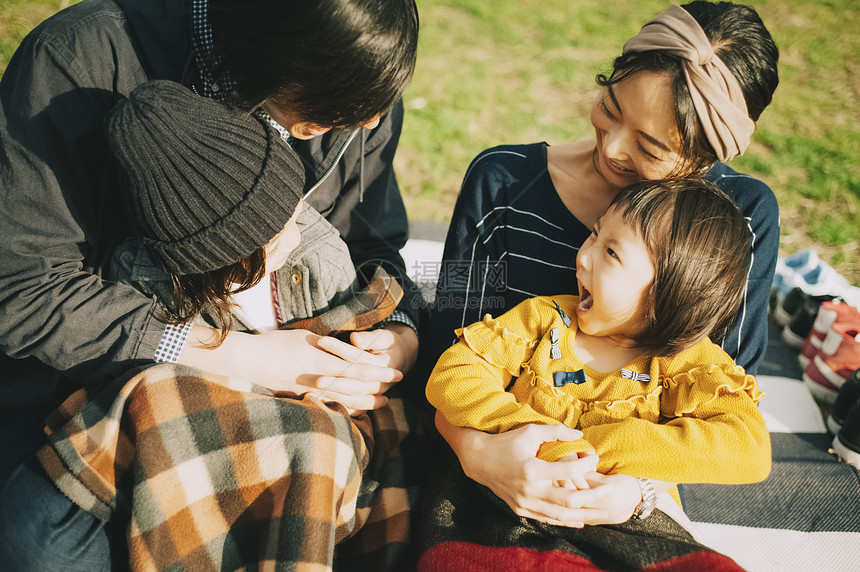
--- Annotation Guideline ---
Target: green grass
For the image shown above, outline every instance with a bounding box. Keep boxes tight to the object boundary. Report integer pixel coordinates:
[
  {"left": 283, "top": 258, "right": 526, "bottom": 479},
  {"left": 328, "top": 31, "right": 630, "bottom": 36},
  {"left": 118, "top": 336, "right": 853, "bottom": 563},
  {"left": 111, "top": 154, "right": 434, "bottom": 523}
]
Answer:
[
  {"left": 400, "top": 0, "right": 859, "bottom": 284},
  {"left": 0, "top": 0, "right": 72, "bottom": 70},
  {"left": 2, "top": 0, "right": 858, "bottom": 284}
]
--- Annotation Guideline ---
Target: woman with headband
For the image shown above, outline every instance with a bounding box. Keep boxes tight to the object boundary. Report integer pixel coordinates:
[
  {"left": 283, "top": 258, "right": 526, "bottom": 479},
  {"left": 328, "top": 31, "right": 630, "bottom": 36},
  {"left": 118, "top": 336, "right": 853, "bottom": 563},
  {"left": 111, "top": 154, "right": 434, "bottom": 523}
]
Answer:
[{"left": 417, "top": 1, "right": 779, "bottom": 568}]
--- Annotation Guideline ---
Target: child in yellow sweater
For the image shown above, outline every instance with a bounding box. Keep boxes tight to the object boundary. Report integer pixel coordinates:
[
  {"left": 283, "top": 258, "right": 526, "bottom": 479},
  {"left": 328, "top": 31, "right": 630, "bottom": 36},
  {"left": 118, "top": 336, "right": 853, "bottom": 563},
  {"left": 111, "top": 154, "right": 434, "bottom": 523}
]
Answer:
[{"left": 426, "top": 178, "right": 771, "bottom": 516}]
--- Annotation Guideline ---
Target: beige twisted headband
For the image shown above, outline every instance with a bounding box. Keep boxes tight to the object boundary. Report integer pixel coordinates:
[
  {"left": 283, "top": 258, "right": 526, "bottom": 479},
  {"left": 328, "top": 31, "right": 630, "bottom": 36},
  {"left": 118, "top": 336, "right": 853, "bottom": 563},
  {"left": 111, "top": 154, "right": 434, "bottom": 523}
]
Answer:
[{"left": 622, "top": 5, "right": 754, "bottom": 162}]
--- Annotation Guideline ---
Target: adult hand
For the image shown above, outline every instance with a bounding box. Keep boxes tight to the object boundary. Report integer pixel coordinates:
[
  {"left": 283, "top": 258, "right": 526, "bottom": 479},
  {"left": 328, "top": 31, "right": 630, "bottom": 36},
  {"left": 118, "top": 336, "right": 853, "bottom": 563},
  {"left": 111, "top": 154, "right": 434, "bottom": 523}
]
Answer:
[
  {"left": 180, "top": 326, "right": 402, "bottom": 415},
  {"left": 436, "top": 413, "right": 610, "bottom": 527},
  {"left": 562, "top": 472, "right": 642, "bottom": 525},
  {"left": 564, "top": 473, "right": 678, "bottom": 526},
  {"left": 350, "top": 323, "right": 419, "bottom": 373}
]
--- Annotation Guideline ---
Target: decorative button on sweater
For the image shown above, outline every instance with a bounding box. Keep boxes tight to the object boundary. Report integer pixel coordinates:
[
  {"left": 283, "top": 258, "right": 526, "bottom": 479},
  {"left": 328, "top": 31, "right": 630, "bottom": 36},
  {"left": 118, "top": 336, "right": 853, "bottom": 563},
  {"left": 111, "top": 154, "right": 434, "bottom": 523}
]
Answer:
[{"left": 554, "top": 370, "right": 587, "bottom": 387}]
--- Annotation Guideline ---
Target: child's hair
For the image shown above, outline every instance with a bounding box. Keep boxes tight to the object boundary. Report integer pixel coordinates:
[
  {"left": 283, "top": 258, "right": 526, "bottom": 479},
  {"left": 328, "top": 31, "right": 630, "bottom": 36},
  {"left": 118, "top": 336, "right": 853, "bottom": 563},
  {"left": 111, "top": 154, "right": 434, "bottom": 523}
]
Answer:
[
  {"left": 106, "top": 80, "right": 305, "bottom": 347},
  {"left": 210, "top": 0, "right": 420, "bottom": 128},
  {"left": 168, "top": 249, "right": 268, "bottom": 347},
  {"left": 597, "top": 1, "right": 779, "bottom": 173},
  {"left": 609, "top": 178, "right": 752, "bottom": 356}
]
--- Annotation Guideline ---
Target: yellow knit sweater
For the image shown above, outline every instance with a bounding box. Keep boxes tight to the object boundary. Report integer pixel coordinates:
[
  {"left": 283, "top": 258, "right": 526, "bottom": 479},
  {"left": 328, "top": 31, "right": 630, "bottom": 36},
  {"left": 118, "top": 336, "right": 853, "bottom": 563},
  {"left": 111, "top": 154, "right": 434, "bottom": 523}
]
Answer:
[{"left": 426, "top": 295, "right": 771, "bottom": 484}]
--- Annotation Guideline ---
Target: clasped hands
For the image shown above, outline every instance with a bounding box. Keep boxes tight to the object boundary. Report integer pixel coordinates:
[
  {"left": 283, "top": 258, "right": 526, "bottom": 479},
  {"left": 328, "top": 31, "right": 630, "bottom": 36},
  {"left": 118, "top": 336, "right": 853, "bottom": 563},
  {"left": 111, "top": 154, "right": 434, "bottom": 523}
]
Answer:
[
  {"left": 440, "top": 415, "right": 644, "bottom": 528},
  {"left": 260, "top": 325, "right": 418, "bottom": 415},
  {"left": 184, "top": 323, "right": 418, "bottom": 416}
]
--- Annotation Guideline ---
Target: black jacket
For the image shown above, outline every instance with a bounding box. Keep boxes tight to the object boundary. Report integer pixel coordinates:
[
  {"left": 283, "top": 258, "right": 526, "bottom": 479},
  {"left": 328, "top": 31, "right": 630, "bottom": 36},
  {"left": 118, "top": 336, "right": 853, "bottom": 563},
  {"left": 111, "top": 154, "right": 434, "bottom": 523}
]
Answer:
[{"left": 0, "top": 0, "right": 421, "bottom": 410}]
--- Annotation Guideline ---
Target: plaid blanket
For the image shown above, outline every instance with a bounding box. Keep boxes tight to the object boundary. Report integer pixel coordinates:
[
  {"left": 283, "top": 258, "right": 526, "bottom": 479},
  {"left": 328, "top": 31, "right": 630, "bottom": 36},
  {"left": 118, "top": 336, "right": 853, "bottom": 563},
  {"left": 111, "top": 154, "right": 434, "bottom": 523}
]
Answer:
[
  {"left": 414, "top": 449, "right": 747, "bottom": 572},
  {"left": 37, "top": 364, "right": 422, "bottom": 571}
]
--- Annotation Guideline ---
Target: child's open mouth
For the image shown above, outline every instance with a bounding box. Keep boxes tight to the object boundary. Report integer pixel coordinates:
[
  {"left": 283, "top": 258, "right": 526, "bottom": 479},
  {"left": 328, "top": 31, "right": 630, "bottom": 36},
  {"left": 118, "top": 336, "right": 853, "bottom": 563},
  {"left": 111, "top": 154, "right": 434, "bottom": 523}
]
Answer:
[{"left": 578, "top": 286, "right": 593, "bottom": 313}]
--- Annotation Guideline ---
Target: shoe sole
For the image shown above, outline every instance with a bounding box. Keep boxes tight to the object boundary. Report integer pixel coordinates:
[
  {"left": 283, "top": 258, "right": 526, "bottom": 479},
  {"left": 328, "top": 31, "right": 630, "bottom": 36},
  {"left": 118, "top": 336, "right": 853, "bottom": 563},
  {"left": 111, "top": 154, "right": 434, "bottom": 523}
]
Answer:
[
  {"left": 826, "top": 415, "right": 843, "bottom": 435},
  {"left": 803, "top": 373, "right": 839, "bottom": 404},
  {"left": 781, "top": 325, "right": 808, "bottom": 350},
  {"left": 773, "top": 304, "right": 794, "bottom": 327},
  {"left": 830, "top": 435, "right": 860, "bottom": 469}
]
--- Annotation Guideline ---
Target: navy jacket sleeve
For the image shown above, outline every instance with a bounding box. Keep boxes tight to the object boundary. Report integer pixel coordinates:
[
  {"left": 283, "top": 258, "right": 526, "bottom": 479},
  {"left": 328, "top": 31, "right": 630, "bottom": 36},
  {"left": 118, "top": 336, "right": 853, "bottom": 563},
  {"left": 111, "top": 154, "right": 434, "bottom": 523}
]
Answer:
[{"left": 708, "top": 163, "right": 780, "bottom": 375}]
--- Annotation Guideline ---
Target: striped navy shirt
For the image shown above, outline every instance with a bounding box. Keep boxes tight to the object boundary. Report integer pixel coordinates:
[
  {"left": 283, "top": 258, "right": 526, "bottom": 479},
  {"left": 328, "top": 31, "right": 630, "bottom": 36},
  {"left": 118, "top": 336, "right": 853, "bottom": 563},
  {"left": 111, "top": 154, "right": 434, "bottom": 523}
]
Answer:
[{"left": 424, "top": 142, "right": 779, "bottom": 376}]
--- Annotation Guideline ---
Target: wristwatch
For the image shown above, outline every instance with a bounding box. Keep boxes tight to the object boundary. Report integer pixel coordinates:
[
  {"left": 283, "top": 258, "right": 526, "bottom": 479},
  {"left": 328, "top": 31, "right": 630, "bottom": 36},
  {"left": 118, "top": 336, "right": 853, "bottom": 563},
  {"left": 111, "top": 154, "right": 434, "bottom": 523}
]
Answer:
[{"left": 631, "top": 477, "right": 657, "bottom": 520}]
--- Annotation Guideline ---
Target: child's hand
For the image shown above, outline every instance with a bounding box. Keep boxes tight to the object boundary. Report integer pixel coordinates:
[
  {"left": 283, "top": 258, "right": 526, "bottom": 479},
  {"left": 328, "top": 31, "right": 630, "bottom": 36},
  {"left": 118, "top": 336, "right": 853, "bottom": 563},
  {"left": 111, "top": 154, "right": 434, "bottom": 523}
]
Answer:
[
  {"left": 569, "top": 472, "right": 645, "bottom": 525},
  {"left": 555, "top": 451, "right": 598, "bottom": 490}
]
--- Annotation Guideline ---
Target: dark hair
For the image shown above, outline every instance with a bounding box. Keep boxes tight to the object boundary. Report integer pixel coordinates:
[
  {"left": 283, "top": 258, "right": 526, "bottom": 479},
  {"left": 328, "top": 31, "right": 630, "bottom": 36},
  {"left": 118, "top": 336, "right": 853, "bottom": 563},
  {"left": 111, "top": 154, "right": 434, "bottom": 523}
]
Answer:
[
  {"left": 610, "top": 178, "right": 752, "bottom": 356},
  {"left": 209, "top": 0, "right": 419, "bottom": 128},
  {"left": 165, "top": 248, "right": 267, "bottom": 347},
  {"left": 596, "top": 1, "right": 779, "bottom": 172}
]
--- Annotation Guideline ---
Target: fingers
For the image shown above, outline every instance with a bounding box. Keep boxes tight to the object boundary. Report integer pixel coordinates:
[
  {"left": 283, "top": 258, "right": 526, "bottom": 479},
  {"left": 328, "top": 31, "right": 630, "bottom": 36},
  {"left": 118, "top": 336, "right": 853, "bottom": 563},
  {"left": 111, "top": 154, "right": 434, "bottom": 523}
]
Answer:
[
  {"left": 559, "top": 485, "right": 613, "bottom": 511},
  {"left": 518, "top": 423, "right": 583, "bottom": 444},
  {"left": 569, "top": 474, "right": 590, "bottom": 490},
  {"left": 314, "top": 337, "right": 402, "bottom": 383},
  {"left": 516, "top": 510, "right": 583, "bottom": 528},
  {"left": 309, "top": 376, "right": 395, "bottom": 397},
  {"left": 349, "top": 329, "right": 395, "bottom": 352},
  {"left": 320, "top": 356, "right": 403, "bottom": 383},
  {"left": 521, "top": 454, "right": 597, "bottom": 483},
  {"left": 316, "top": 335, "right": 390, "bottom": 367},
  {"left": 560, "top": 452, "right": 599, "bottom": 489},
  {"left": 510, "top": 497, "right": 608, "bottom": 528},
  {"left": 309, "top": 388, "right": 390, "bottom": 414}
]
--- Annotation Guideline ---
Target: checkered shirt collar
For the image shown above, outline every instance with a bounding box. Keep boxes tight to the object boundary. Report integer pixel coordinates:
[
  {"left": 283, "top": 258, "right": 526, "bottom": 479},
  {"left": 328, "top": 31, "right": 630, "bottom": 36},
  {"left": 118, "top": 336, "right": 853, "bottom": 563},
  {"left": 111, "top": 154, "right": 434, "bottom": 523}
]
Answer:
[
  {"left": 191, "top": 0, "right": 233, "bottom": 99},
  {"left": 191, "top": 0, "right": 290, "bottom": 142}
]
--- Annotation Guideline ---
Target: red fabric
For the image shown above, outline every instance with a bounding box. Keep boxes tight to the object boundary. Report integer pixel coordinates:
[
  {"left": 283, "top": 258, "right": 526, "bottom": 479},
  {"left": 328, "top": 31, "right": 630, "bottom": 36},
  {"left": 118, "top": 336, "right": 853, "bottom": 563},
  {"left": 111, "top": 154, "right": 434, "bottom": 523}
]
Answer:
[
  {"left": 418, "top": 542, "right": 605, "bottom": 572},
  {"left": 641, "top": 550, "right": 746, "bottom": 571},
  {"left": 418, "top": 542, "right": 745, "bottom": 572}
]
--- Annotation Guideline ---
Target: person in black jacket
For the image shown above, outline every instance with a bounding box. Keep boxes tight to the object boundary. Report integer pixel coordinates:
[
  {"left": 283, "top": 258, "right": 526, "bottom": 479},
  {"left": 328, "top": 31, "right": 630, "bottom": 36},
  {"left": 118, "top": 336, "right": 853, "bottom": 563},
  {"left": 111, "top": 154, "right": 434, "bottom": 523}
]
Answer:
[{"left": 0, "top": 0, "right": 420, "bottom": 568}]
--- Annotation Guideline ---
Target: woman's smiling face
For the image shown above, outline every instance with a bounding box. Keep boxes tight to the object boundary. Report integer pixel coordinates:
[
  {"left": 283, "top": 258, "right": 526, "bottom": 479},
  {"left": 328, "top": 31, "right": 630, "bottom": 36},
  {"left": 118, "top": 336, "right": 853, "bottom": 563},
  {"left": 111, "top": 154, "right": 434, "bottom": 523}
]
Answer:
[
  {"left": 575, "top": 205, "right": 655, "bottom": 342},
  {"left": 590, "top": 71, "right": 688, "bottom": 187}
]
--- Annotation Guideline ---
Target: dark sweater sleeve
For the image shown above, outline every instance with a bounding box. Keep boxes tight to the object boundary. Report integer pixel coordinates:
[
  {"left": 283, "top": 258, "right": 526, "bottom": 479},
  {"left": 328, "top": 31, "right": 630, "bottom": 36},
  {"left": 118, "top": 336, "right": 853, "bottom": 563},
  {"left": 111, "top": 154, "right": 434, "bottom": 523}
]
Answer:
[
  {"left": 709, "top": 164, "right": 780, "bottom": 375},
  {"left": 0, "top": 18, "right": 167, "bottom": 402}
]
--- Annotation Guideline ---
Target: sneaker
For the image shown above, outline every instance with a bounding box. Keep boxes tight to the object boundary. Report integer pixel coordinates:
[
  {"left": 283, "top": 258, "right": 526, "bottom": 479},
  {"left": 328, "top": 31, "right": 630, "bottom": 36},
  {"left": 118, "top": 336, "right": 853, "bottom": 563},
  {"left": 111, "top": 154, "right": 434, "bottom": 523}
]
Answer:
[
  {"left": 827, "top": 369, "right": 860, "bottom": 435},
  {"left": 772, "top": 250, "right": 821, "bottom": 305},
  {"left": 798, "top": 263, "right": 850, "bottom": 297},
  {"left": 829, "top": 397, "right": 860, "bottom": 469},
  {"left": 773, "top": 287, "right": 808, "bottom": 327},
  {"left": 843, "top": 284, "right": 860, "bottom": 309},
  {"left": 803, "top": 321, "right": 860, "bottom": 404},
  {"left": 780, "top": 293, "right": 843, "bottom": 350},
  {"left": 778, "top": 249, "right": 821, "bottom": 275},
  {"left": 798, "top": 300, "right": 858, "bottom": 368}
]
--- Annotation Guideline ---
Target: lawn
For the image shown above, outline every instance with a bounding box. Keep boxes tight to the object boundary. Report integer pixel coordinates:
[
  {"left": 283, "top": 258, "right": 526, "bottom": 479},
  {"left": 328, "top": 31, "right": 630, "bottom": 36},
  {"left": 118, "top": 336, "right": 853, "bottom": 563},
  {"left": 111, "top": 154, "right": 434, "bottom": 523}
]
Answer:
[{"left": 3, "top": 0, "right": 858, "bottom": 284}]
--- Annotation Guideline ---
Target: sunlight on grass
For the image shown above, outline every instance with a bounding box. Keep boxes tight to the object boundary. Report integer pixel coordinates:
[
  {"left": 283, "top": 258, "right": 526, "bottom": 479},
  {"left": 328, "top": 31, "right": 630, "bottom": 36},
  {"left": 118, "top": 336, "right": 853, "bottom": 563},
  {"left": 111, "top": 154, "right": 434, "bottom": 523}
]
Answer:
[
  {"left": 401, "top": 0, "right": 859, "bottom": 283},
  {"left": 0, "top": 0, "right": 73, "bottom": 70}
]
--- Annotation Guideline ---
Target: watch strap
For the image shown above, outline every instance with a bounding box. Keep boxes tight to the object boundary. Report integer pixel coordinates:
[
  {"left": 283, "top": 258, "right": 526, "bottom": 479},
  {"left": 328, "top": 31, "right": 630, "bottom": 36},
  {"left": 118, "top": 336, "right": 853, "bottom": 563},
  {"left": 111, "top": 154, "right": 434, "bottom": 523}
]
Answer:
[{"left": 631, "top": 477, "right": 657, "bottom": 520}]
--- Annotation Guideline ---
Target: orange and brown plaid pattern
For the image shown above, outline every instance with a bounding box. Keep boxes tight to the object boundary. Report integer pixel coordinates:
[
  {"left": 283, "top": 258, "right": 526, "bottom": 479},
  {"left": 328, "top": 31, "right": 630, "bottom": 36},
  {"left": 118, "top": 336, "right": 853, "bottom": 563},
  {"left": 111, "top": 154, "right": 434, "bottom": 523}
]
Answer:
[{"left": 37, "top": 363, "right": 416, "bottom": 571}]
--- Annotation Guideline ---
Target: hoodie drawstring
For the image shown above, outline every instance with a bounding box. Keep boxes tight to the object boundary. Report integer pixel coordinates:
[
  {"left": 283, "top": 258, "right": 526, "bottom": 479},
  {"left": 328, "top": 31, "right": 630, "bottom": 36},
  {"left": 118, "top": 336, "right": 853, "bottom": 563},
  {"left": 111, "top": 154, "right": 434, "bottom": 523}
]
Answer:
[{"left": 359, "top": 130, "right": 366, "bottom": 203}]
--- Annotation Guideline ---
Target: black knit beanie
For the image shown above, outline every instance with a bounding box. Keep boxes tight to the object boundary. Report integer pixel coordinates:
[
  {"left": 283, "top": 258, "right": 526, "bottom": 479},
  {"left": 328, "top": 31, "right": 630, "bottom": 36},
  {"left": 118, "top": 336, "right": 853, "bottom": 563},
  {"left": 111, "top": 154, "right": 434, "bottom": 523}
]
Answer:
[{"left": 106, "top": 80, "right": 304, "bottom": 275}]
